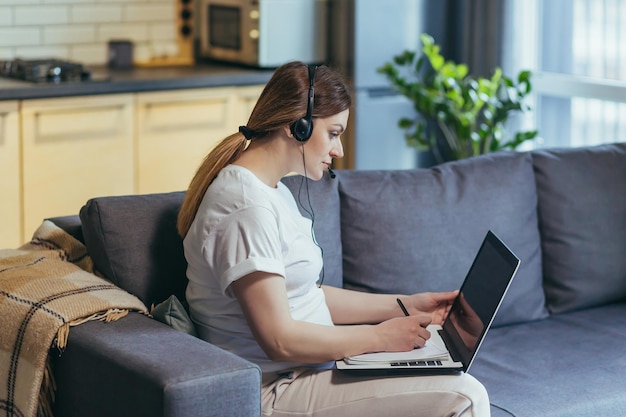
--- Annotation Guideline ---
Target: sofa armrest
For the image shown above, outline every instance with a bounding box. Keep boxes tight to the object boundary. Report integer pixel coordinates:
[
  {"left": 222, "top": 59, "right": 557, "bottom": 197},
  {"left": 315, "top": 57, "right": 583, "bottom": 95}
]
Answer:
[
  {"left": 47, "top": 215, "right": 84, "bottom": 243},
  {"left": 51, "top": 312, "right": 261, "bottom": 417}
]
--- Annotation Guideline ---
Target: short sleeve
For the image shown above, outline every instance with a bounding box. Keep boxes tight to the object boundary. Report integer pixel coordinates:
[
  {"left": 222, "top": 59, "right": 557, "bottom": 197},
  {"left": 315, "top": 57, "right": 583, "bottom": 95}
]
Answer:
[{"left": 203, "top": 206, "right": 286, "bottom": 295}]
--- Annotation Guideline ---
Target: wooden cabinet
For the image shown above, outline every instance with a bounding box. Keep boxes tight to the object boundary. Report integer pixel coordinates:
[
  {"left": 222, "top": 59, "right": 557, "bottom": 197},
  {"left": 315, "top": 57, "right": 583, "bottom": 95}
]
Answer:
[
  {"left": 136, "top": 87, "right": 235, "bottom": 194},
  {"left": 0, "top": 84, "right": 264, "bottom": 247},
  {"left": 21, "top": 94, "right": 135, "bottom": 242},
  {"left": 136, "top": 85, "right": 264, "bottom": 194},
  {"left": 0, "top": 101, "right": 21, "bottom": 248},
  {"left": 234, "top": 84, "right": 265, "bottom": 124}
]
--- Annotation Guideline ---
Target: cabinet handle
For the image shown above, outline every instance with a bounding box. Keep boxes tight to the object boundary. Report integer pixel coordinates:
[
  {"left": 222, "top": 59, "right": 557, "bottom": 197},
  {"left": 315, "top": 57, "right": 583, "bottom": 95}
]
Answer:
[
  {"left": 33, "top": 104, "right": 127, "bottom": 117},
  {"left": 31, "top": 104, "right": 129, "bottom": 143},
  {"left": 143, "top": 97, "right": 229, "bottom": 109}
]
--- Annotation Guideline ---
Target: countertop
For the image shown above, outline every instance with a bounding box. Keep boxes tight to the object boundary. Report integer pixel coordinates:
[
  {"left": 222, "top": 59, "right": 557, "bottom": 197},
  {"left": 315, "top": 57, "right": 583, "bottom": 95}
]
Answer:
[{"left": 0, "top": 62, "right": 275, "bottom": 100}]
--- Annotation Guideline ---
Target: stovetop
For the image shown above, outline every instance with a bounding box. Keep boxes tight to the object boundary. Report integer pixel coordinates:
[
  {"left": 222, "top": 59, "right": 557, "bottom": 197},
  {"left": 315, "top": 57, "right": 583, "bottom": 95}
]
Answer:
[{"left": 0, "top": 58, "right": 91, "bottom": 83}]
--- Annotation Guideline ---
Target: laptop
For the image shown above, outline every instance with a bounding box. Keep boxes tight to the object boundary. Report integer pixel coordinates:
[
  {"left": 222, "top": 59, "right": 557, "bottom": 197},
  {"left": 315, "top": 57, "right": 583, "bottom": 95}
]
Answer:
[{"left": 336, "top": 230, "right": 520, "bottom": 375}]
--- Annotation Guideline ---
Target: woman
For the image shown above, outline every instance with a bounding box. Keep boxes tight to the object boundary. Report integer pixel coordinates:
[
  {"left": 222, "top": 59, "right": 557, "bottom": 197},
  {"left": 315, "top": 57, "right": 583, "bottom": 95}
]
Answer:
[{"left": 177, "top": 61, "right": 490, "bottom": 416}]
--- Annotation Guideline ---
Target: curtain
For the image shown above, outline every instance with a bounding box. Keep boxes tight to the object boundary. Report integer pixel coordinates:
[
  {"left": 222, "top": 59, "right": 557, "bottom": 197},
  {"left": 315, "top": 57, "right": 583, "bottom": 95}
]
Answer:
[{"left": 422, "top": 0, "right": 505, "bottom": 78}]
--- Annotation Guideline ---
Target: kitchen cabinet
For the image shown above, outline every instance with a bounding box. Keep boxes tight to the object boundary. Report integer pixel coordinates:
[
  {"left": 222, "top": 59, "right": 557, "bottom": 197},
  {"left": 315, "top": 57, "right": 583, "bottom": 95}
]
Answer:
[
  {"left": 0, "top": 101, "right": 21, "bottom": 248},
  {"left": 1, "top": 84, "right": 264, "bottom": 247},
  {"left": 136, "top": 87, "right": 236, "bottom": 194},
  {"left": 136, "top": 85, "right": 264, "bottom": 194},
  {"left": 234, "top": 84, "right": 265, "bottom": 123},
  {"left": 21, "top": 94, "right": 135, "bottom": 242}
]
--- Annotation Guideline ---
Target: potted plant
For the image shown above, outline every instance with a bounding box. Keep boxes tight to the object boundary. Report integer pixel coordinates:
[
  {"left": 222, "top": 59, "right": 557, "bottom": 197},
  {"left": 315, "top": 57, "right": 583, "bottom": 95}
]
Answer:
[{"left": 377, "top": 33, "right": 538, "bottom": 164}]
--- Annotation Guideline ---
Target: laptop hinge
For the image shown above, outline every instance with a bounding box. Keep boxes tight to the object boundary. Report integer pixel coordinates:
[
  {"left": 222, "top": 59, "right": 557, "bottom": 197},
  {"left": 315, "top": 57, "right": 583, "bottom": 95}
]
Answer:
[{"left": 438, "top": 328, "right": 467, "bottom": 367}]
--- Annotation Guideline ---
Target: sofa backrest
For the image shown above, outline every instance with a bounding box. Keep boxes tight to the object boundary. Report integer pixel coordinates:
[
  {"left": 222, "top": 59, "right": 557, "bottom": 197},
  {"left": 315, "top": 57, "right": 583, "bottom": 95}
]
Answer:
[
  {"left": 337, "top": 151, "right": 549, "bottom": 327},
  {"left": 532, "top": 142, "right": 626, "bottom": 314},
  {"left": 78, "top": 176, "right": 343, "bottom": 308},
  {"left": 281, "top": 175, "right": 343, "bottom": 288},
  {"left": 75, "top": 143, "right": 626, "bottom": 323},
  {"left": 80, "top": 192, "right": 187, "bottom": 308}
]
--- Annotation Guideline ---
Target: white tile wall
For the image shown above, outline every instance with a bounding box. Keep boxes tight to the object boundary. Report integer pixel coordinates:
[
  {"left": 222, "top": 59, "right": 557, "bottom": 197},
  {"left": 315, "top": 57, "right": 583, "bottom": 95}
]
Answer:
[{"left": 0, "top": 0, "right": 178, "bottom": 64}]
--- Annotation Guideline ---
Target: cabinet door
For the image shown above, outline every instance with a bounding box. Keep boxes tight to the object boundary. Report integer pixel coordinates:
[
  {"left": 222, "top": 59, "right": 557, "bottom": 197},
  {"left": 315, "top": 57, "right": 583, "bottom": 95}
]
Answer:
[
  {"left": 21, "top": 94, "right": 134, "bottom": 242},
  {"left": 0, "top": 101, "right": 21, "bottom": 248},
  {"left": 136, "top": 87, "right": 238, "bottom": 194},
  {"left": 234, "top": 84, "right": 265, "bottom": 126},
  {"left": 136, "top": 85, "right": 265, "bottom": 194}
]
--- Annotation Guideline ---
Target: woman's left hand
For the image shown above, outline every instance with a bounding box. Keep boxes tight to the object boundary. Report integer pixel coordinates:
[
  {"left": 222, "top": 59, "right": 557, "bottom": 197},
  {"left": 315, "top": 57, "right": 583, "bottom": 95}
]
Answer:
[{"left": 402, "top": 291, "right": 459, "bottom": 325}]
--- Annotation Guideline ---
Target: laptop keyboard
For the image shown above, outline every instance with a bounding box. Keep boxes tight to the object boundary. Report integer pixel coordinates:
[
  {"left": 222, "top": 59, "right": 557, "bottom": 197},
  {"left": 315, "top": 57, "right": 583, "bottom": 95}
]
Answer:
[{"left": 390, "top": 360, "right": 444, "bottom": 367}]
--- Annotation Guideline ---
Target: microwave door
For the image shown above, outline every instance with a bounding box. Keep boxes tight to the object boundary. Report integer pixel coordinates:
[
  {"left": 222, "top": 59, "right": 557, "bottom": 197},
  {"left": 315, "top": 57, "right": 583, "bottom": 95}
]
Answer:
[
  {"left": 200, "top": 0, "right": 258, "bottom": 65},
  {"left": 209, "top": 5, "right": 241, "bottom": 50}
]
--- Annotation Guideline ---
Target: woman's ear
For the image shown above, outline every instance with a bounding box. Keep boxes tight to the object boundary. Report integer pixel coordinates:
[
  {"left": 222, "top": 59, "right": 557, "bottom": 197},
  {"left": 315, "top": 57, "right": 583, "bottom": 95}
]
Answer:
[{"left": 282, "top": 124, "right": 294, "bottom": 139}]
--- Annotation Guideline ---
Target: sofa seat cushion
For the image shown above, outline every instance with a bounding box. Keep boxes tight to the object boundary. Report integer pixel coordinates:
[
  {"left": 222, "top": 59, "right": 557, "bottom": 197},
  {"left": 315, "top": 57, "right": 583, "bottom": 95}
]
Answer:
[
  {"left": 533, "top": 143, "right": 626, "bottom": 314},
  {"left": 470, "top": 302, "right": 626, "bottom": 417},
  {"left": 80, "top": 192, "right": 187, "bottom": 308},
  {"left": 338, "top": 151, "right": 548, "bottom": 327}
]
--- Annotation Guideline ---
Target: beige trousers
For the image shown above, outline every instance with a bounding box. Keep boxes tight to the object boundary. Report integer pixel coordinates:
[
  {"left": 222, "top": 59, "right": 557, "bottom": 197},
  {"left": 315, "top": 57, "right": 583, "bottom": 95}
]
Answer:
[{"left": 262, "top": 368, "right": 490, "bottom": 417}]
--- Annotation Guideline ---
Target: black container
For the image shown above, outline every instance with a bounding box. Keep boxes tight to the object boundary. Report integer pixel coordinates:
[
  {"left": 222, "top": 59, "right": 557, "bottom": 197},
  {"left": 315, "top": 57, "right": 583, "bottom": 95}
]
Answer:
[{"left": 108, "top": 40, "right": 133, "bottom": 69}]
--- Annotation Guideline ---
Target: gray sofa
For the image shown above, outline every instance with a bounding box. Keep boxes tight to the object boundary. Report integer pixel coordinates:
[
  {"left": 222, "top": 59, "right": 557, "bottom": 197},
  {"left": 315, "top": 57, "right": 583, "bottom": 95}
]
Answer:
[{"left": 48, "top": 142, "right": 626, "bottom": 417}]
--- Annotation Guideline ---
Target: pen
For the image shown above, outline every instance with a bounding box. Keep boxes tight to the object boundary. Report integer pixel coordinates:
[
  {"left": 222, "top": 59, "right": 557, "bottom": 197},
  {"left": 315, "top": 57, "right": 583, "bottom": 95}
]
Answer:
[{"left": 396, "top": 298, "right": 410, "bottom": 316}]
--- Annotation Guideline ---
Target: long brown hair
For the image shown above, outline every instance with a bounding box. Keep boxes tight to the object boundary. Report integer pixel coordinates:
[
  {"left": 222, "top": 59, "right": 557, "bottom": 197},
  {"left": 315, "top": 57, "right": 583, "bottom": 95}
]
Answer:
[{"left": 176, "top": 61, "right": 352, "bottom": 237}]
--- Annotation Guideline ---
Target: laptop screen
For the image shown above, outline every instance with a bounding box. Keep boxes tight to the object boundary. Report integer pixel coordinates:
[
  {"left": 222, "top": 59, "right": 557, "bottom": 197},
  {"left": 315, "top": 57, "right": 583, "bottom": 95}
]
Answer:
[{"left": 441, "top": 230, "right": 520, "bottom": 371}]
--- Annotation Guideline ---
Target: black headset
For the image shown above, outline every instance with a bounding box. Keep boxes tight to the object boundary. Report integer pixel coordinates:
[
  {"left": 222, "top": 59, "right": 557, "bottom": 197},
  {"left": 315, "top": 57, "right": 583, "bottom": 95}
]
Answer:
[{"left": 290, "top": 65, "right": 317, "bottom": 142}]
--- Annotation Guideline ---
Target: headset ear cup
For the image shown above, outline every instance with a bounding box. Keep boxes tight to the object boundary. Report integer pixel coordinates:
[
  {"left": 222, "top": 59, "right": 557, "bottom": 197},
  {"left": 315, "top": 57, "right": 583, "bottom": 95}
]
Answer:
[
  {"left": 291, "top": 64, "right": 316, "bottom": 143},
  {"left": 291, "top": 118, "right": 313, "bottom": 142}
]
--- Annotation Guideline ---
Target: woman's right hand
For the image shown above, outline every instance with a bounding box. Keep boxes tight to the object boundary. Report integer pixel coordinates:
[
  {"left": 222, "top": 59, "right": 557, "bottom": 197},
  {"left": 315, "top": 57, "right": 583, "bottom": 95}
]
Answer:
[{"left": 375, "top": 314, "right": 433, "bottom": 352}]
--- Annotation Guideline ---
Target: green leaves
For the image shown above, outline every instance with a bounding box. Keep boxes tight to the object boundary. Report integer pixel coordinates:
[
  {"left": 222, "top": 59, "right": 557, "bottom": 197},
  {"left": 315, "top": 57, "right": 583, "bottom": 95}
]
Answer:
[{"left": 377, "top": 33, "right": 537, "bottom": 163}]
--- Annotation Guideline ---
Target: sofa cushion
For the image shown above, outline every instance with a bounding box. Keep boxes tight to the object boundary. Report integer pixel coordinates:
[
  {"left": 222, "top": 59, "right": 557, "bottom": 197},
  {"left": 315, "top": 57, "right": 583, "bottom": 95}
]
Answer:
[
  {"left": 151, "top": 294, "right": 197, "bottom": 337},
  {"left": 281, "top": 175, "right": 343, "bottom": 288},
  {"left": 533, "top": 143, "right": 626, "bottom": 314},
  {"left": 339, "top": 151, "right": 548, "bottom": 327},
  {"left": 80, "top": 192, "right": 187, "bottom": 308},
  {"left": 470, "top": 302, "right": 626, "bottom": 416}
]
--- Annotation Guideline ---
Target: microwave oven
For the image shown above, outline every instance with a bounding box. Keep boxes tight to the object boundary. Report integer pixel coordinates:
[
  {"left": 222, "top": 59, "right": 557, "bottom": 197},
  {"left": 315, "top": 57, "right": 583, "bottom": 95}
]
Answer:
[{"left": 198, "top": 0, "right": 327, "bottom": 68}]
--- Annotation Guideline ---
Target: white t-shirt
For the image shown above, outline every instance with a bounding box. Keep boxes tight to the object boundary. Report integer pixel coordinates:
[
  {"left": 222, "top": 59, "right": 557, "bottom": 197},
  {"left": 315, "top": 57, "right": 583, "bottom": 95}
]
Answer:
[{"left": 184, "top": 165, "right": 335, "bottom": 373}]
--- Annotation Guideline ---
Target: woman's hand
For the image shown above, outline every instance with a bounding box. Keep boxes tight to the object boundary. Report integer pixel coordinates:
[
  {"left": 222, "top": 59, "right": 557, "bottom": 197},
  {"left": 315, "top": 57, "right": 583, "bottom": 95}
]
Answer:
[
  {"left": 375, "top": 314, "right": 432, "bottom": 351},
  {"left": 401, "top": 291, "right": 459, "bottom": 325}
]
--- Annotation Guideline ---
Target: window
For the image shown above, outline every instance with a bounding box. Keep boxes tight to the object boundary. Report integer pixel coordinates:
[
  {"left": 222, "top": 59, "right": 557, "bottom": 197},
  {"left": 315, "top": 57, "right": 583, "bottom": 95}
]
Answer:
[{"left": 503, "top": 0, "right": 626, "bottom": 149}]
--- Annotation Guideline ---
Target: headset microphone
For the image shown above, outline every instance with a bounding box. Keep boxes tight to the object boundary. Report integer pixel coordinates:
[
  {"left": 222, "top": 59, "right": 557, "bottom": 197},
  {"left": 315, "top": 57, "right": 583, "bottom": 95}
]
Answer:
[{"left": 328, "top": 167, "right": 336, "bottom": 179}]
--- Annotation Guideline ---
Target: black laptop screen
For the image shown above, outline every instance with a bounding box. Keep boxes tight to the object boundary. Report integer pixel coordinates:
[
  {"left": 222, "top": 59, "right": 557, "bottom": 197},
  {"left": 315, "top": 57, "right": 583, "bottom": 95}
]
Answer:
[{"left": 442, "top": 230, "right": 520, "bottom": 370}]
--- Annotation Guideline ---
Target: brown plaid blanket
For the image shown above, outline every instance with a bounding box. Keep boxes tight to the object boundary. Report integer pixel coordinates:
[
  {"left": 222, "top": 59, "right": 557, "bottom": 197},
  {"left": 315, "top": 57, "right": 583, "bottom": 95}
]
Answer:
[{"left": 0, "top": 221, "right": 148, "bottom": 417}]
